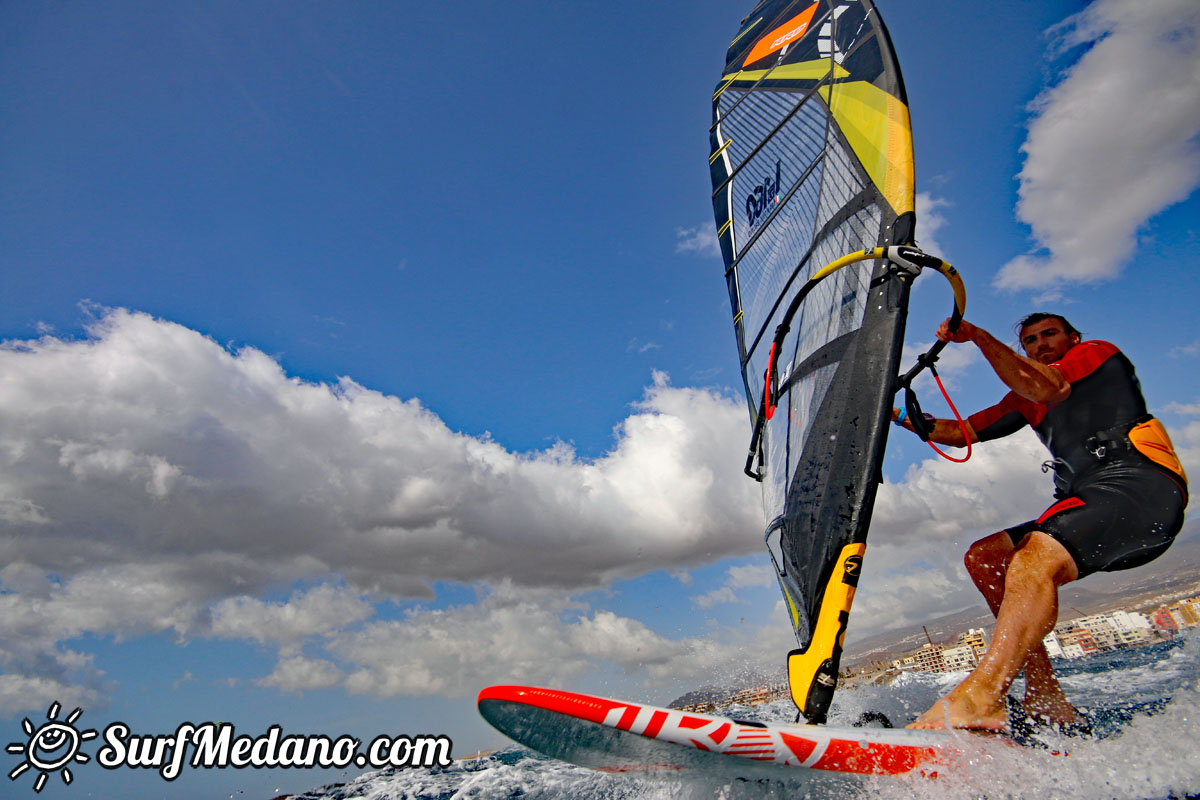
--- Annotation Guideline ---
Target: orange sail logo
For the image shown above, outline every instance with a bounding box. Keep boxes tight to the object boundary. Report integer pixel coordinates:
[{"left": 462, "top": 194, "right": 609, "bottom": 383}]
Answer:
[{"left": 742, "top": 3, "right": 820, "bottom": 67}]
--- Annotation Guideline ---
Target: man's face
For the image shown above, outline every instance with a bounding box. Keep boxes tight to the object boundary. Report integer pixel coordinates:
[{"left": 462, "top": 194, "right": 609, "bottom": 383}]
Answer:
[{"left": 1019, "top": 319, "right": 1080, "bottom": 364}]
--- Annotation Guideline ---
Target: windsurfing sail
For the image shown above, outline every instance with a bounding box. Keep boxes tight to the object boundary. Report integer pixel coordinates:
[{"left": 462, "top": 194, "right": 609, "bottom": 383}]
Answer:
[{"left": 708, "top": 0, "right": 918, "bottom": 724}]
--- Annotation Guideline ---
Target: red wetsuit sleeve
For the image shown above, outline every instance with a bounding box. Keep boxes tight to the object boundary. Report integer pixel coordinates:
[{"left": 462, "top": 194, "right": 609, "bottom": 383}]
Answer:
[
  {"left": 967, "top": 392, "right": 1044, "bottom": 441},
  {"left": 1049, "top": 340, "right": 1120, "bottom": 383}
]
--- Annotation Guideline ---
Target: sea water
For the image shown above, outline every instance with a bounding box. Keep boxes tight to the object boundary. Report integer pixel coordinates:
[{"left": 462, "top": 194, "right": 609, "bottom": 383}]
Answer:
[{"left": 292, "top": 631, "right": 1200, "bottom": 800}]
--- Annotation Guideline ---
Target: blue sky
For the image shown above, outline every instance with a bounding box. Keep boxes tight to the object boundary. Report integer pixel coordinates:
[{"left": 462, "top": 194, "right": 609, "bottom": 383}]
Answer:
[{"left": 2, "top": 1, "right": 1199, "bottom": 797}]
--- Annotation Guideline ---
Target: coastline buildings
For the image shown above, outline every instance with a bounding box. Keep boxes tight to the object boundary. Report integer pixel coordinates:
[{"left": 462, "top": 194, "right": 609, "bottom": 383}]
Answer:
[
  {"left": 885, "top": 628, "right": 989, "bottom": 675},
  {"left": 938, "top": 628, "right": 988, "bottom": 672},
  {"left": 862, "top": 591, "right": 1200, "bottom": 680},
  {"left": 1044, "top": 609, "right": 1153, "bottom": 656},
  {"left": 1040, "top": 598, "right": 1200, "bottom": 660}
]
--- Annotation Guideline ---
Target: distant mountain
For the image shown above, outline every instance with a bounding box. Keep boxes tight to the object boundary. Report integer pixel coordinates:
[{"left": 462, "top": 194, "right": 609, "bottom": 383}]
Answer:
[{"left": 667, "top": 686, "right": 728, "bottom": 708}]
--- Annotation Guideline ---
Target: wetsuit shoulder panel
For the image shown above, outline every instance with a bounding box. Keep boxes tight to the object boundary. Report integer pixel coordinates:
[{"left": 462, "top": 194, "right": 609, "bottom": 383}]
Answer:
[{"left": 1050, "top": 340, "right": 1120, "bottom": 383}]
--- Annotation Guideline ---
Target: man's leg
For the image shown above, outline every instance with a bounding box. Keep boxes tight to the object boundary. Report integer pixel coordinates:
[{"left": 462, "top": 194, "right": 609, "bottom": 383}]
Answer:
[
  {"left": 964, "top": 531, "right": 1078, "bottom": 724},
  {"left": 909, "top": 532, "right": 1079, "bottom": 730}
]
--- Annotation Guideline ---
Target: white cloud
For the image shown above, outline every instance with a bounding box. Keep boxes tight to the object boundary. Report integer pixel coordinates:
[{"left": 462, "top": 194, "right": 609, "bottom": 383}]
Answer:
[
  {"left": 690, "top": 562, "right": 774, "bottom": 609},
  {"left": 1164, "top": 400, "right": 1200, "bottom": 416},
  {"left": 211, "top": 586, "right": 374, "bottom": 654},
  {"left": 851, "top": 556, "right": 966, "bottom": 637},
  {"left": 257, "top": 655, "right": 344, "bottom": 692},
  {"left": 55, "top": 441, "right": 183, "bottom": 498},
  {"left": 0, "top": 498, "right": 49, "bottom": 526},
  {"left": 995, "top": 0, "right": 1200, "bottom": 290},
  {"left": 569, "top": 611, "right": 689, "bottom": 669},
  {"left": 900, "top": 338, "right": 980, "bottom": 393},
  {"left": 0, "top": 674, "right": 104, "bottom": 719},
  {"left": 692, "top": 587, "right": 738, "bottom": 609},
  {"left": 1170, "top": 420, "right": 1200, "bottom": 493},
  {"left": 675, "top": 225, "right": 721, "bottom": 258},
  {"left": 626, "top": 338, "right": 661, "bottom": 354},
  {"left": 0, "top": 582, "right": 113, "bottom": 715},
  {"left": 914, "top": 192, "right": 951, "bottom": 260},
  {"left": 0, "top": 310, "right": 764, "bottom": 710},
  {"left": 726, "top": 563, "right": 774, "bottom": 589},
  {"left": 0, "top": 311, "right": 763, "bottom": 598},
  {"left": 874, "top": 430, "right": 1049, "bottom": 545},
  {"left": 1170, "top": 340, "right": 1200, "bottom": 358},
  {"left": 330, "top": 591, "right": 752, "bottom": 699},
  {"left": 0, "top": 565, "right": 209, "bottom": 648}
]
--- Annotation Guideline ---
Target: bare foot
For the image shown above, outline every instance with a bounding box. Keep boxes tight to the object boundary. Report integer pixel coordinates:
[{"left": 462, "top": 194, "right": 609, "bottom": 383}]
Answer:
[{"left": 907, "top": 688, "right": 1007, "bottom": 731}]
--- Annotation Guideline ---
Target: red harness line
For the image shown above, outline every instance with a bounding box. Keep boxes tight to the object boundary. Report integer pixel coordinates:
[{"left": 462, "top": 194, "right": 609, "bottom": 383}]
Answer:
[{"left": 927, "top": 370, "right": 972, "bottom": 463}]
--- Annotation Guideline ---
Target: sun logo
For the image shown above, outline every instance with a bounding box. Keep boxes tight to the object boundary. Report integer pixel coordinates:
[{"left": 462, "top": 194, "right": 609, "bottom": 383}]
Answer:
[{"left": 6, "top": 702, "right": 97, "bottom": 793}]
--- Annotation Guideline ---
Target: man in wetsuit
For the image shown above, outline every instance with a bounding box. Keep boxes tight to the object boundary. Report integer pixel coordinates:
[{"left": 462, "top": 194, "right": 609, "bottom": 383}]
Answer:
[{"left": 893, "top": 313, "right": 1188, "bottom": 732}]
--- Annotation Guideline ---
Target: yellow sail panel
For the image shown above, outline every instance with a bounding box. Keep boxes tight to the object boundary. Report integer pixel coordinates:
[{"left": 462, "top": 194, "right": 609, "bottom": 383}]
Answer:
[
  {"left": 819, "top": 81, "right": 915, "bottom": 218},
  {"left": 723, "top": 60, "right": 851, "bottom": 86}
]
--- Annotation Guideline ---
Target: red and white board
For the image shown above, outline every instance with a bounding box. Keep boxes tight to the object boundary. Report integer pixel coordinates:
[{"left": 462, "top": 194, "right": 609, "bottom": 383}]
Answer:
[{"left": 478, "top": 685, "right": 972, "bottom": 783}]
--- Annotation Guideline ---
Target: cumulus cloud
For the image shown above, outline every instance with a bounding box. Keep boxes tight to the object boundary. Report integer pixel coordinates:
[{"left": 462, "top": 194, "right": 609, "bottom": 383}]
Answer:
[
  {"left": 330, "top": 588, "right": 787, "bottom": 699},
  {"left": 0, "top": 310, "right": 762, "bottom": 597},
  {"left": 1164, "top": 400, "right": 1200, "bottom": 416},
  {"left": 914, "top": 192, "right": 951, "bottom": 260},
  {"left": 900, "top": 338, "right": 980, "bottom": 393},
  {"left": 691, "top": 563, "right": 775, "bottom": 609},
  {"left": 0, "top": 673, "right": 105, "bottom": 719},
  {"left": 874, "top": 430, "right": 1049, "bottom": 544},
  {"left": 211, "top": 586, "right": 374, "bottom": 654},
  {"left": 691, "top": 586, "right": 737, "bottom": 610},
  {"left": 850, "top": 557, "right": 966, "bottom": 636},
  {"left": 0, "top": 309, "right": 763, "bottom": 711},
  {"left": 995, "top": 0, "right": 1200, "bottom": 290},
  {"left": 1161, "top": 402, "right": 1200, "bottom": 489},
  {"left": 1175, "top": 421, "right": 1200, "bottom": 483},
  {"left": 257, "top": 655, "right": 344, "bottom": 692}
]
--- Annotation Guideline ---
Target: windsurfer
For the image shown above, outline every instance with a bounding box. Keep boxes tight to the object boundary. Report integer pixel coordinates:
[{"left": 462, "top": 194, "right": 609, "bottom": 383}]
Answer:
[{"left": 892, "top": 314, "right": 1187, "bottom": 731}]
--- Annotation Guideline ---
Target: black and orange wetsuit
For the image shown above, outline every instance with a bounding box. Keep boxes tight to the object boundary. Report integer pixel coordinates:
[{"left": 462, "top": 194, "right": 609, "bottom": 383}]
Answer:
[{"left": 967, "top": 341, "right": 1188, "bottom": 577}]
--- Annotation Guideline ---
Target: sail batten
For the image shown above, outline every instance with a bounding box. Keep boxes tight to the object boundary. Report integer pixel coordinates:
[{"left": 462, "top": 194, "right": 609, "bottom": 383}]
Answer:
[{"left": 709, "top": 0, "right": 915, "bottom": 724}]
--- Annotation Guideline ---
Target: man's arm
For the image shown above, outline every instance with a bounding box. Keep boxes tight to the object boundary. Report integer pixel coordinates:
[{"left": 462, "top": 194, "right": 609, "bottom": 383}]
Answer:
[
  {"left": 936, "top": 319, "right": 1070, "bottom": 404},
  {"left": 890, "top": 407, "right": 978, "bottom": 447}
]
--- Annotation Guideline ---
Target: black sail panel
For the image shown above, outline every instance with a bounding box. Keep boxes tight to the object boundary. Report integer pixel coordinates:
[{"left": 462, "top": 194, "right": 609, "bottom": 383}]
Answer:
[{"left": 709, "top": 0, "right": 915, "bottom": 724}]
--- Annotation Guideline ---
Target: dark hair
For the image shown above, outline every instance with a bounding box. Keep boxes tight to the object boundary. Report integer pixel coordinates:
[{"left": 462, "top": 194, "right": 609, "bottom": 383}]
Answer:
[{"left": 1015, "top": 312, "right": 1081, "bottom": 340}]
